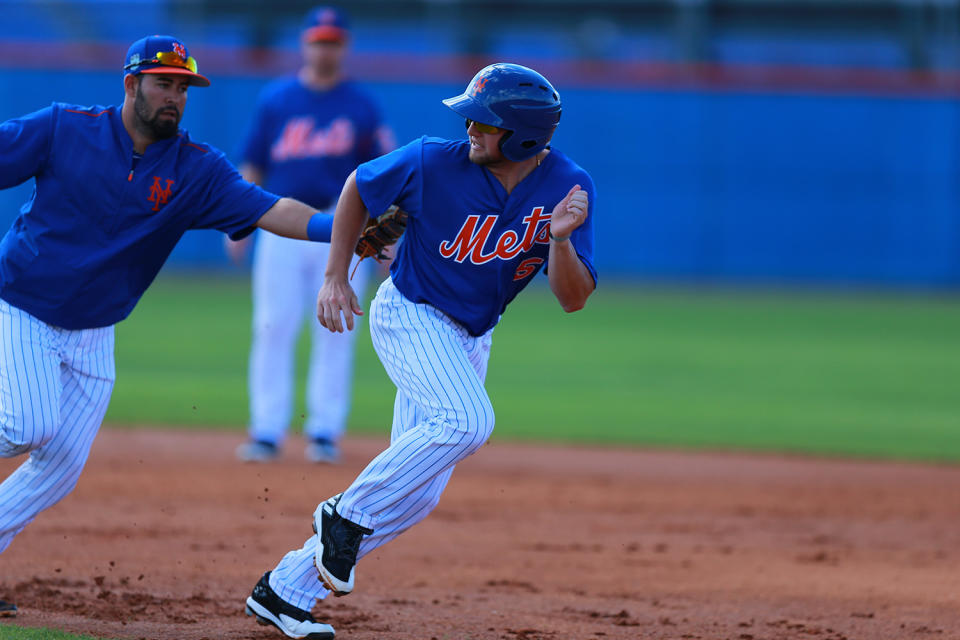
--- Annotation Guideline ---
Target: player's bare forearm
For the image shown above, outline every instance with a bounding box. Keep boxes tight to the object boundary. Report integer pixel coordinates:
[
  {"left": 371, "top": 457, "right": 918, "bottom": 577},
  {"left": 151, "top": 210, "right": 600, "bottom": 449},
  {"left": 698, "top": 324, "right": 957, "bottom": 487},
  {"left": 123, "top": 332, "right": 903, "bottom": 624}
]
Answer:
[
  {"left": 316, "top": 171, "right": 371, "bottom": 333},
  {"left": 546, "top": 183, "right": 593, "bottom": 311},
  {"left": 324, "top": 171, "right": 369, "bottom": 281},
  {"left": 547, "top": 239, "right": 595, "bottom": 312},
  {"left": 255, "top": 197, "right": 318, "bottom": 240}
]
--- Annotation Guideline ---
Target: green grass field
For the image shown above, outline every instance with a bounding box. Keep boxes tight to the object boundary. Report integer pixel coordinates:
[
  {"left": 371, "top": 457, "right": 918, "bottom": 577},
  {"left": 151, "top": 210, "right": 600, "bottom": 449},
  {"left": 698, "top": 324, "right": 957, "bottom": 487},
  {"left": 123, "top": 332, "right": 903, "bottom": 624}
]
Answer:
[
  {"left": 103, "top": 271, "right": 960, "bottom": 463},
  {"left": 0, "top": 627, "right": 101, "bottom": 640}
]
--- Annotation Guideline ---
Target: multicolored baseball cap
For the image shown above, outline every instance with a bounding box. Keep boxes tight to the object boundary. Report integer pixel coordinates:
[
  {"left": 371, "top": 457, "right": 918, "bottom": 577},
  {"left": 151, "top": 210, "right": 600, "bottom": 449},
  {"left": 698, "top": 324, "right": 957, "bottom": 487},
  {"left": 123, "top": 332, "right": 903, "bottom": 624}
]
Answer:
[
  {"left": 123, "top": 35, "right": 210, "bottom": 87},
  {"left": 302, "top": 6, "right": 349, "bottom": 43}
]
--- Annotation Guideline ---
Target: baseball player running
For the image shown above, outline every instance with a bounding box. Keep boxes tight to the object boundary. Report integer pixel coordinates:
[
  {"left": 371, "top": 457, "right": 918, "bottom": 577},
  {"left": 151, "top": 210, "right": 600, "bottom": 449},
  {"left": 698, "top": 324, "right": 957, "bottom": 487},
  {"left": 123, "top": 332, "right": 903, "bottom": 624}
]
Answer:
[
  {"left": 244, "top": 62, "right": 596, "bottom": 639},
  {"left": 231, "top": 6, "right": 394, "bottom": 465},
  {"left": 0, "top": 35, "right": 339, "bottom": 616}
]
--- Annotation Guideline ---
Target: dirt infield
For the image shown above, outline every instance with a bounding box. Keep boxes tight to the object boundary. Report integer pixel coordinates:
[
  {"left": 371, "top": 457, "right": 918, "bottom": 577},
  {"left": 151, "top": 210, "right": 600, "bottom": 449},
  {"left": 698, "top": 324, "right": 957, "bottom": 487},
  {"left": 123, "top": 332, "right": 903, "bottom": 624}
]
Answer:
[{"left": 1, "top": 429, "right": 958, "bottom": 640}]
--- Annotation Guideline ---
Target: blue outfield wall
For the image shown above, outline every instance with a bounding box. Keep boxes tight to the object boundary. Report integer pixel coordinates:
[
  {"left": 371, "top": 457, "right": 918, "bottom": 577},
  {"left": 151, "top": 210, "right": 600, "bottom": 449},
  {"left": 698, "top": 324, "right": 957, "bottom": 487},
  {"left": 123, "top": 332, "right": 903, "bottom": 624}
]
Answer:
[{"left": 0, "top": 67, "right": 958, "bottom": 287}]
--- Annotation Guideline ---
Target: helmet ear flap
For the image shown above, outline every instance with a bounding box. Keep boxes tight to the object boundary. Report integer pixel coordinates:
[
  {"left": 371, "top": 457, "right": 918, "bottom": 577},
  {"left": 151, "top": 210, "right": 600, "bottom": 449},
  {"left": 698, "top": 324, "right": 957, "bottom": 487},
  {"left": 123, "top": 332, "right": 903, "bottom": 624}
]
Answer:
[
  {"left": 498, "top": 101, "right": 561, "bottom": 161},
  {"left": 499, "top": 130, "right": 545, "bottom": 162},
  {"left": 497, "top": 130, "right": 514, "bottom": 158}
]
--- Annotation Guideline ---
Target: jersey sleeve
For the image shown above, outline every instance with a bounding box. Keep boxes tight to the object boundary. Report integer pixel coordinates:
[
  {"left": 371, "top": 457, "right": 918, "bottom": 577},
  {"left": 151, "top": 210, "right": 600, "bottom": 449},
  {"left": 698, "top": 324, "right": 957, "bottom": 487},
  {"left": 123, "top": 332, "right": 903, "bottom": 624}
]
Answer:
[
  {"left": 0, "top": 105, "right": 54, "bottom": 189},
  {"left": 357, "top": 94, "right": 396, "bottom": 163},
  {"left": 371, "top": 124, "right": 397, "bottom": 160},
  {"left": 355, "top": 137, "right": 423, "bottom": 217},
  {"left": 237, "top": 88, "right": 273, "bottom": 170},
  {"left": 190, "top": 152, "right": 281, "bottom": 239},
  {"left": 368, "top": 98, "right": 396, "bottom": 160}
]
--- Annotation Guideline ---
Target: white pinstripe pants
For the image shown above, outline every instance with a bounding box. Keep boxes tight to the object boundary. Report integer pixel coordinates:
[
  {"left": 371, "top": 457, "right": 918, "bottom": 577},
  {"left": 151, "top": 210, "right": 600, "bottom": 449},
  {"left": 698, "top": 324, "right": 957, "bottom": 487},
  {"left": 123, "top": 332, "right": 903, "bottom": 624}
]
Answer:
[
  {"left": 0, "top": 300, "right": 115, "bottom": 554},
  {"left": 247, "top": 232, "right": 371, "bottom": 445},
  {"left": 268, "top": 277, "right": 495, "bottom": 609}
]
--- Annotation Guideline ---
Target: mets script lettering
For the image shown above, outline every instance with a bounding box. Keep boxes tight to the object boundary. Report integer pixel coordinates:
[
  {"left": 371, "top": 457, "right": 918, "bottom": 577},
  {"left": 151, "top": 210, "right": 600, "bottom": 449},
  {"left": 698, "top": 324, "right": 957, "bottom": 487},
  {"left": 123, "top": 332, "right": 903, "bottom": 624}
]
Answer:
[
  {"left": 439, "top": 207, "right": 551, "bottom": 264},
  {"left": 147, "top": 177, "right": 175, "bottom": 211},
  {"left": 271, "top": 117, "right": 355, "bottom": 161}
]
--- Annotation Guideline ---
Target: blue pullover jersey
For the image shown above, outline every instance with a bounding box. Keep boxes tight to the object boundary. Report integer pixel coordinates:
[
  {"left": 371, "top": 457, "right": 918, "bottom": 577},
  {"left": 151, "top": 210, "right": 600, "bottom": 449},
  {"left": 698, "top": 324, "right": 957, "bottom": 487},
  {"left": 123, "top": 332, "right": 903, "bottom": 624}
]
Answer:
[{"left": 0, "top": 103, "right": 279, "bottom": 329}]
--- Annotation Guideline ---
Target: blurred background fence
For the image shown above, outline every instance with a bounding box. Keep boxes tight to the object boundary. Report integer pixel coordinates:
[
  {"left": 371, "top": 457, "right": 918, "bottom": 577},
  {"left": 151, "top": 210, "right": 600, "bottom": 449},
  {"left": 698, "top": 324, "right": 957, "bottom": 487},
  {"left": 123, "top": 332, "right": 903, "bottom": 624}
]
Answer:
[{"left": 1, "top": 0, "right": 959, "bottom": 286}]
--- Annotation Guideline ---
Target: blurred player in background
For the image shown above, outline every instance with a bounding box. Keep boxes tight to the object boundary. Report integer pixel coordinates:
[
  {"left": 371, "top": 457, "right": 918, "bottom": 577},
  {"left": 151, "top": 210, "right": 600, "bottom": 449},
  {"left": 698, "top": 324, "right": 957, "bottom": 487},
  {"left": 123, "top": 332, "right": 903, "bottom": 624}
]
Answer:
[
  {"left": 0, "top": 35, "right": 339, "bottom": 617},
  {"left": 230, "top": 6, "right": 394, "bottom": 465},
  {"left": 243, "top": 62, "right": 596, "bottom": 639}
]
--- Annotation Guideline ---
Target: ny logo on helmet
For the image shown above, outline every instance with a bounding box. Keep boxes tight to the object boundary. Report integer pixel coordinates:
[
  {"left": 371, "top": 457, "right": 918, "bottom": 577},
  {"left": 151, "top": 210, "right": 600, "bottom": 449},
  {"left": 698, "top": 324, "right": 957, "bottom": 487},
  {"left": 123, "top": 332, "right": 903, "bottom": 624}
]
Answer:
[{"left": 471, "top": 77, "right": 489, "bottom": 96}]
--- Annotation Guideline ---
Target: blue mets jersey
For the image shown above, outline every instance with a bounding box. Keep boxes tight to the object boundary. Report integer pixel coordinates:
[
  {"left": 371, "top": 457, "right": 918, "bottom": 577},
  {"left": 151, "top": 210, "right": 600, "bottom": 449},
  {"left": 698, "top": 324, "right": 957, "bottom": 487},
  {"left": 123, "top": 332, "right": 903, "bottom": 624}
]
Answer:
[
  {"left": 0, "top": 103, "right": 280, "bottom": 329},
  {"left": 356, "top": 136, "right": 597, "bottom": 337},
  {"left": 240, "top": 77, "right": 393, "bottom": 209}
]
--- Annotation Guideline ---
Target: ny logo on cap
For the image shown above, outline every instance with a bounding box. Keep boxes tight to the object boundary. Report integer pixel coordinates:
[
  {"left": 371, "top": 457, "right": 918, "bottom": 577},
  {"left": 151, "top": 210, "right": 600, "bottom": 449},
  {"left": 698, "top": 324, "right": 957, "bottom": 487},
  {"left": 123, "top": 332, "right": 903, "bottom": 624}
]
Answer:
[{"left": 172, "top": 42, "right": 186, "bottom": 60}]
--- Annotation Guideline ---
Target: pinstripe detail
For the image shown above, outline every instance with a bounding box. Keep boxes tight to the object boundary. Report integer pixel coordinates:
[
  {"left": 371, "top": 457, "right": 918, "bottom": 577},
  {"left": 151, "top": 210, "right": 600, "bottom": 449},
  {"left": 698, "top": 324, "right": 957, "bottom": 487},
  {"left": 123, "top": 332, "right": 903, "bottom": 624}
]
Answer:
[
  {"left": 336, "top": 278, "right": 494, "bottom": 530},
  {"left": 0, "top": 300, "right": 115, "bottom": 554},
  {"left": 265, "top": 277, "right": 495, "bottom": 609},
  {"left": 269, "top": 536, "right": 332, "bottom": 610}
]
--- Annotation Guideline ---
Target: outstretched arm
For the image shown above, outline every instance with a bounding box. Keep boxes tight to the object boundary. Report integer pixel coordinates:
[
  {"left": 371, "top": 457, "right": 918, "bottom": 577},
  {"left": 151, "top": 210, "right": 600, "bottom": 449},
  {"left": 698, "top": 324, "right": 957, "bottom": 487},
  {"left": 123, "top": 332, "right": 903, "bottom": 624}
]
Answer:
[
  {"left": 254, "top": 197, "right": 332, "bottom": 242},
  {"left": 547, "top": 184, "right": 595, "bottom": 312}
]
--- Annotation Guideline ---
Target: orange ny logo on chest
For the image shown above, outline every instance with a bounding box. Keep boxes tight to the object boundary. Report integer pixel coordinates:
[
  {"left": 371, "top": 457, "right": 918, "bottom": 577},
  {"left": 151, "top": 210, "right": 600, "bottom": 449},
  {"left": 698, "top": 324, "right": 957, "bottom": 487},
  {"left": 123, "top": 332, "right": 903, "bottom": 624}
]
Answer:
[{"left": 147, "top": 176, "right": 175, "bottom": 211}]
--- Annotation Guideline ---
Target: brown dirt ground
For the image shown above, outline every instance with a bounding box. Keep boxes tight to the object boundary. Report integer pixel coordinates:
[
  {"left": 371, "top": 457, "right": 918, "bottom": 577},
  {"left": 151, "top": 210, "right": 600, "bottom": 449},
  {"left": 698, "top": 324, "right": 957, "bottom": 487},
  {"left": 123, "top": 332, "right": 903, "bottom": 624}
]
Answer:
[{"left": 0, "top": 428, "right": 958, "bottom": 640}]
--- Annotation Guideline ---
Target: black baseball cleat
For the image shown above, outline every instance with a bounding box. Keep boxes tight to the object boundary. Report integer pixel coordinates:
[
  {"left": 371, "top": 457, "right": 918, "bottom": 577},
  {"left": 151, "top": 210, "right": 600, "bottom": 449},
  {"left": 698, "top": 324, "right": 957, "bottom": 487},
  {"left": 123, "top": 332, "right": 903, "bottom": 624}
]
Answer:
[
  {"left": 0, "top": 599, "right": 16, "bottom": 617},
  {"left": 312, "top": 494, "right": 373, "bottom": 596},
  {"left": 245, "top": 571, "right": 334, "bottom": 639}
]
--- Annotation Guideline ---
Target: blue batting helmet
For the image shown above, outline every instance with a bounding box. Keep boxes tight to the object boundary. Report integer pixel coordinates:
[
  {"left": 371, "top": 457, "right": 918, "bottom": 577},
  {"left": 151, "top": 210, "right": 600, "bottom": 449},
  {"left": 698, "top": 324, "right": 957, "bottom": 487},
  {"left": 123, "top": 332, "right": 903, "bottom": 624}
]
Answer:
[{"left": 442, "top": 63, "right": 561, "bottom": 162}]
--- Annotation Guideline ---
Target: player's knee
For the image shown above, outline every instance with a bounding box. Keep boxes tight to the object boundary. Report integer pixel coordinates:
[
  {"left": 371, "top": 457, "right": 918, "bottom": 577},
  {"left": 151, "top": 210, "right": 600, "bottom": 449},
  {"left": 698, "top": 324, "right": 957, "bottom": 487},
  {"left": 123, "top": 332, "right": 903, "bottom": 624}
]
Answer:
[
  {"left": 0, "top": 410, "right": 59, "bottom": 455},
  {"left": 417, "top": 490, "right": 443, "bottom": 515},
  {"left": 55, "top": 458, "right": 87, "bottom": 489},
  {"left": 476, "top": 410, "right": 495, "bottom": 444},
  {"left": 459, "top": 402, "right": 495, "bottom": 455}
]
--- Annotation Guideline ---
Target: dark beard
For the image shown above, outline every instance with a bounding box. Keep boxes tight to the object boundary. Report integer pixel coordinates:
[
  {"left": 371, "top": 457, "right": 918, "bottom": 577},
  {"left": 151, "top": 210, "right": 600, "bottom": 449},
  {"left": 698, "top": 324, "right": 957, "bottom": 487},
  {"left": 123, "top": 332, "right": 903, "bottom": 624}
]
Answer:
[{"left": 134, "top": 83, "right": 180, "bottom": 140}]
